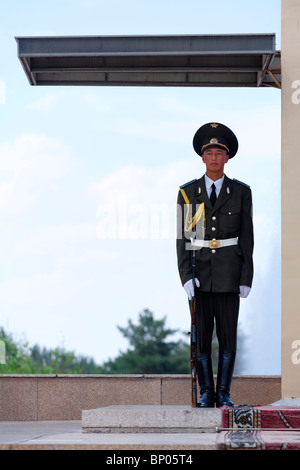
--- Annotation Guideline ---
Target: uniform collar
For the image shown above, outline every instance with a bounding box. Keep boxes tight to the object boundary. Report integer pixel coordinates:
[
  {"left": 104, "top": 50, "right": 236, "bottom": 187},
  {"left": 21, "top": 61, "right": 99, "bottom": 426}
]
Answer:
[
  {"left": 204, "top": 174, "right": 225, "bottom": 196},
  {"left": 197, "top": 174, "right": 232, "bottom": 213}
]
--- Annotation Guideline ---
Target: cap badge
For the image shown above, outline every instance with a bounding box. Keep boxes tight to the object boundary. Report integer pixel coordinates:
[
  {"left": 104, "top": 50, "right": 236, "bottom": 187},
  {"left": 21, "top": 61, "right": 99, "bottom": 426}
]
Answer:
[
  {"left": 210, "top": 123, "right": 219, "bottom": 128},
  {"left": 210, "top": 138, "right": 219, "bottom": 144}
]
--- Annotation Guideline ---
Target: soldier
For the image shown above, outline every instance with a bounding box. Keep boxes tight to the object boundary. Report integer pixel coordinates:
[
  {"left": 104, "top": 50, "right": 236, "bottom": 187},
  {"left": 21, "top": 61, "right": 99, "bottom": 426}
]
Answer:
[{"left": 176, "top": 122, "right": 254, "bottom": 408}]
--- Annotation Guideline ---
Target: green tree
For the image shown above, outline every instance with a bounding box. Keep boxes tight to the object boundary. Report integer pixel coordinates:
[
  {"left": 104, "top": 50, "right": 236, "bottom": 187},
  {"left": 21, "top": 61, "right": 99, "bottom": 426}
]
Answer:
[
  {"left": 0, "top": 309, "right": 246, "bottom": 374},
  {"left": 0, "top": 327, "right": 39, "bottom": 373},
  {"left": 30, "top": 344, "right": 103, "bottom": 374},
  {"left": 0, "top": 328, "right": 103, "bottom": 374},
  {"left": 99, "top": 309, "right": 246, "bottom": 375},
  {"left": 99, "top": 309, "right": 190, "bottom": 374}
]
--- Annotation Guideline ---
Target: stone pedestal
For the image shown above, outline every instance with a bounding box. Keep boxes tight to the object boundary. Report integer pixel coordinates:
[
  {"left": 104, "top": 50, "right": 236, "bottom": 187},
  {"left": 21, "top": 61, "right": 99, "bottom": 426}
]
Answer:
[{"left": 82, "top": 405, "right": 222, "bottom": 433}]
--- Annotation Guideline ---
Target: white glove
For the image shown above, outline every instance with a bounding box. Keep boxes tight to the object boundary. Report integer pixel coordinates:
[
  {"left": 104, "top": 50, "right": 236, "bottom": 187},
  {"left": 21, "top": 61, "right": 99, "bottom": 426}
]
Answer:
[
  {"left": 183, "top": 278, "right": 200, "bottom": 300},
  {"left": 239, "top": 285, "right": 251, "bottom": 298}
]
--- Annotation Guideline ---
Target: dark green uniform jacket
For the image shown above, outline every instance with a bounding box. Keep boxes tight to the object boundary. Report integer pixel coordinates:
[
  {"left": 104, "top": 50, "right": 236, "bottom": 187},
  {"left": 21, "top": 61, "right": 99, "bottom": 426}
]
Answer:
[{"left": 176, "top": 175, "right": 254, "bottom": 293}]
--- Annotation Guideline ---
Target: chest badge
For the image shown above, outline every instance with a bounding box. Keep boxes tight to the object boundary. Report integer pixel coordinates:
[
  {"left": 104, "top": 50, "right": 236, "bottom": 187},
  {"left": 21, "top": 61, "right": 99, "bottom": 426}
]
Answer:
[{"left": 227, "top": 187, "right": 230, "bottom": 194}]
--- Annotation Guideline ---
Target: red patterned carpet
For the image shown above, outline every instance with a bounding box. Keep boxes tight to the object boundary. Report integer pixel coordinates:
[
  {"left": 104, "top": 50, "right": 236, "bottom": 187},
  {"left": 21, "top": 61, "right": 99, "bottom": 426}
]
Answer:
[
  {"left": 217, "top": 405, "right": 300, "bottom": 450},
  {"left": 217, "top": 429, "right": 300, "bottom": 450}
]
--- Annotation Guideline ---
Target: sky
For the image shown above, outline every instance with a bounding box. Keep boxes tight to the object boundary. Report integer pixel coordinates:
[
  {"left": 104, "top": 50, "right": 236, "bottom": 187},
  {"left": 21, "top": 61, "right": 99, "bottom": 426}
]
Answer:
[{"left": 0, "top": 0, "right": 281, "bottom": 374}]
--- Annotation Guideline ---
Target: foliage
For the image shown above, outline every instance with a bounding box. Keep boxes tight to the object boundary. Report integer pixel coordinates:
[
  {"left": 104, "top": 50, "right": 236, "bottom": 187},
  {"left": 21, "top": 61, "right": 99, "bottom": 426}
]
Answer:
[
  {"left": 0, "top": 309, "right": 245, "bottom": 374},
  {"left": 0, "top": 327, "right": 102, "bottom": 374},
  {"left": 0, "top": 327, "right": 39, "bottom": 373},
  {"left": 98, "top": 309, "right": 190, "bottom": 374}
]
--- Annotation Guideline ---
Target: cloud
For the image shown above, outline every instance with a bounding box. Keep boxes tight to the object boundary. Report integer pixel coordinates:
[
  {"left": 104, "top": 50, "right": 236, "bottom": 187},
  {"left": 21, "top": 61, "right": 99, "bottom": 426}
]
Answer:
[
  {"left": 89, "top": 159, "right": 199, "bottom": 207},
  {"left": 0, "top": 270, "right": 90, "bottom": 306},
  {"left": 27, "top": 92, "right": 63, "bottom": 111},
  {"left": 12, "top": 223, "right": 96, "bottom": 257},
  {"left": 0, "top": 133, "right": 73, "bottom": 216},
  {"left": 11, "top": 222, "right": 119, "bottom": 266},
  {"left": 89, "top": 160, "right": 199, "bottom": 241}
]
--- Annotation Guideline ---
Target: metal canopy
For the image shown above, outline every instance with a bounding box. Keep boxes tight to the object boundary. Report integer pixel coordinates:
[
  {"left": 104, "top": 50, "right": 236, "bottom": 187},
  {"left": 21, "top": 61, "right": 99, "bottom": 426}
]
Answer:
[{"left": 16, "top": 34, "right": 281, "bottom": 89}]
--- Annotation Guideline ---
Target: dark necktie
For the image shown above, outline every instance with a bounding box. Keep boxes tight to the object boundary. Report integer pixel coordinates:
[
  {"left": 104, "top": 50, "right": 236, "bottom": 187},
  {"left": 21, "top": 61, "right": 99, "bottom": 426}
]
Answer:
[{"left": 210, "top": 183, "right": 216, "bottom": 206}]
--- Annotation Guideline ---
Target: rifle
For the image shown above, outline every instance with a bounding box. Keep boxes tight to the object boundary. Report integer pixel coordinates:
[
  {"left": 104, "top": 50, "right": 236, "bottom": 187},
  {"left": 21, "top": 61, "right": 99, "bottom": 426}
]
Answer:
[
  {"left": 181, "top": 199, "right": 204, "bottom": 408},
  {"left": 190, "top": 241, "right": 197, "bottom": 407},
  {"left": 190, "top": 296, "right": 197, "bottom": 407}
]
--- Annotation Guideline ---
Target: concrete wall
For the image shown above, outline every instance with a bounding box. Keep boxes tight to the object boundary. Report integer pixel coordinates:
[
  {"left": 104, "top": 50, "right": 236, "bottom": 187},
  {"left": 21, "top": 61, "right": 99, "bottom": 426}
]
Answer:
[{"left": 0, "top": 375, "right": 281, "bottom": 421}]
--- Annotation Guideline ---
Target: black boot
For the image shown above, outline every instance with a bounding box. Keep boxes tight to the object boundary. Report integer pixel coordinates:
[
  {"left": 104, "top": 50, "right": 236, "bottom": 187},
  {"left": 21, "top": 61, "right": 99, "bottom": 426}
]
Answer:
[
  {"left": 216, "top": 349, "right": 236, "bottom": 407},
  {"left": 196, "top": 353, "right": 215, "bottom": 408}
]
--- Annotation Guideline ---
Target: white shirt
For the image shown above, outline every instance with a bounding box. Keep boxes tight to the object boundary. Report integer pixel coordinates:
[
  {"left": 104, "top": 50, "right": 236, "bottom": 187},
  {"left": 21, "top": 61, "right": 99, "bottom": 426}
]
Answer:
[{"left": 204, "top": 174, "right": 225, "bottom": 199}]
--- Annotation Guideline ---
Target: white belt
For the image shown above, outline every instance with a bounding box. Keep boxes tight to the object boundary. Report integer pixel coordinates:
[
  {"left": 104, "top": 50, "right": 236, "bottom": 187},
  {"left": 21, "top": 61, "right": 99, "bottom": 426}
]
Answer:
[{"left": 191, "top": 237, "right": 238, "bottom": 249}]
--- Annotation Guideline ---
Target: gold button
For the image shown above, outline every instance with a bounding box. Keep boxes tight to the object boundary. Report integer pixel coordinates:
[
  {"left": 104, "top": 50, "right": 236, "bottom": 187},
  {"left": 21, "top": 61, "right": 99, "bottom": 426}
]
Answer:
[
  {"left": 212, "top": 227, "right": 216, "bottom": 231},
  {"left": 212, "top": 216, "right": 216, "bottom": 221},
  {"left": 212, "top": 250, "right": 216, "bottom": 254}
]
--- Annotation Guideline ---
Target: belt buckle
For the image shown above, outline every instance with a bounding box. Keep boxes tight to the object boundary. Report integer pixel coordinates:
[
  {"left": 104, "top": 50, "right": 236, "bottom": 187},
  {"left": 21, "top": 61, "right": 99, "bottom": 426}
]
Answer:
[{"left": 209, "top": 239, "right": 220, "bottom": 249}]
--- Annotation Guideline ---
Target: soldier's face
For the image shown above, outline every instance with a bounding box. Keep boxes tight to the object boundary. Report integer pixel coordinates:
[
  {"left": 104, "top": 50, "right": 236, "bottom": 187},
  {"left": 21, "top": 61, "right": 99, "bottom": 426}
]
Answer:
[{"left": 202, "top": 147, "right": 229, "bottom": 177}]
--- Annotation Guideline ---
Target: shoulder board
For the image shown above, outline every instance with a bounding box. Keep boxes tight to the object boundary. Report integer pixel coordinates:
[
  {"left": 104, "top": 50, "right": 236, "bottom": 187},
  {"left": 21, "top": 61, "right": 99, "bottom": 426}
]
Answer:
[
  {"left": 180, "top": 179, "right": 197, "bottom": 189},
  {"left": 233, "top": 178, "right": 250, "bottom": 189}
]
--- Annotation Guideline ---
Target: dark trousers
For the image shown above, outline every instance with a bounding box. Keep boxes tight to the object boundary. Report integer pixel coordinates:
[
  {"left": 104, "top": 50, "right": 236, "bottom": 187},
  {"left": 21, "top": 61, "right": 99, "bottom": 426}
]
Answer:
[{"left": 195, "top": 291, "right": 240, "bottom": 354}]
